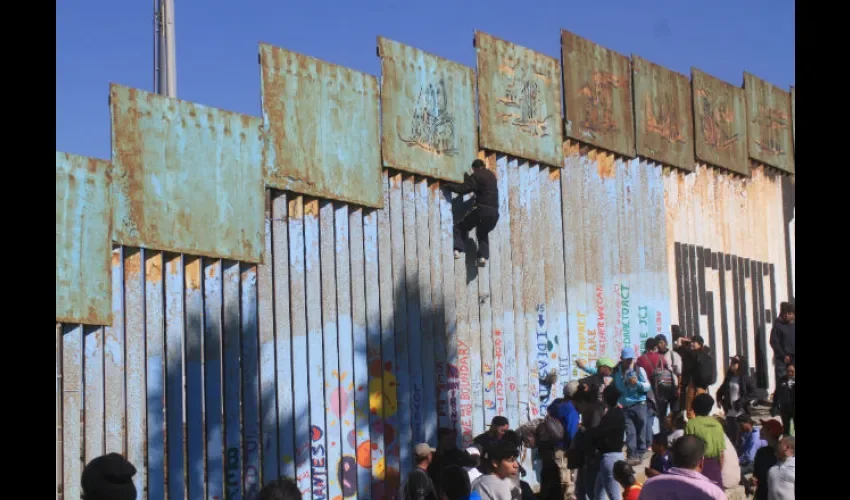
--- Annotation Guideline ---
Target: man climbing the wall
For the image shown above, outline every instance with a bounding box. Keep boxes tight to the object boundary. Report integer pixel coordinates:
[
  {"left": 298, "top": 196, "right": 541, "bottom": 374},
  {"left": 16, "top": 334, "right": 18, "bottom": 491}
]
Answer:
[{"left": 445, "top": 158, "right": 499, "bottom": 267}]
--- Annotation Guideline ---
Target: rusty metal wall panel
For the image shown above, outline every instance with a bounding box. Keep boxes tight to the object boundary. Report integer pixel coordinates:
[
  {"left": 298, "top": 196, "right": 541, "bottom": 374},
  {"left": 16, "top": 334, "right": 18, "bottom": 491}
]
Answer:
[
  {"left": 665, "top": 165, "right": 790, "bottom": 395},
  {"left": 782, "top": 176, "right": 794, "bottom": 304},
  {"left": 109, "top": 84, "right": 265, "bottom": 263},
  {"left": 260, "top": 43, "right": 383, "bottom": 208},
  {"left": 561, "top": 145, "right": 670, "bottom": 374},
  {"left": 744, "top": 73, "right": 795, "bottom": 174},
  {"left": 378, "top": 37, "right": 477, "bottom": 183},
  {"left": 56, "top": 152, "right": 113, "bottom": 326},
  {"left": 692, "top": 68, "right": 749, "bottom": 176},
  {"left": 475, "top": 31, "right": 564, "bottom": 167},
  {"left": 790, "top": 86, "right": 795, "bottom": 146},
  {"left": 632, "top": 56, "right": 695, "bottom": 171},
  {"left": 561, "top": 30, "right": 635, "bottom": 158}
]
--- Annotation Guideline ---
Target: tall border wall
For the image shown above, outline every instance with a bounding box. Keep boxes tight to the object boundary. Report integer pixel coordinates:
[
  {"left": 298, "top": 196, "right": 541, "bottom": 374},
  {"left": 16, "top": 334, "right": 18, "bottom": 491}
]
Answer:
[{"left": 56, "top": 29, "right": 795, "bottom": 500}]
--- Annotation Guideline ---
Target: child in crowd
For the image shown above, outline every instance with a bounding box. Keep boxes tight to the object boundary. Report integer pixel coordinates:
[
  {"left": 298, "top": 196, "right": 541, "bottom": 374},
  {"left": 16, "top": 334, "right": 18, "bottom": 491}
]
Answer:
[
  {"left": 612, "top": 461, "right": 643, "bottom": 500},
  {"left": 684, "top": 394, "right": 726, "bottom": 487},
  {"left": 645, "top": 433, "right": 672, "bottom": 478},
  {"left": 666, "top": 413, "right": 686, "bottom": 447},
  {"left": 772, "top": 363, "right": 795, "bottom": 436}
]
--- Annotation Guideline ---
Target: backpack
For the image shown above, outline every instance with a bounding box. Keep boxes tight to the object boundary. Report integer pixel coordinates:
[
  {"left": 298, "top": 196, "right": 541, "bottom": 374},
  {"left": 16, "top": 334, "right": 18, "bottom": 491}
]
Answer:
[
  {"left": 535, "top": 413, "right": 565, "bottom": 444},
  {"left": 517, "top": 418, "right": 544, "bottom": 448},
  {"left": 651, "top": 354, "right": 675, "bottom": 391}
]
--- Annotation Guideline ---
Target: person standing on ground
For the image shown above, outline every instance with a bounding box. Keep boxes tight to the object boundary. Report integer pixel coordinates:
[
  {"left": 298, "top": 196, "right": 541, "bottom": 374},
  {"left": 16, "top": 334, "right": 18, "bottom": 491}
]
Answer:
[
  {"left": 769, "top": 303, "right": 795, "bottom": 383},
  {"left": 771, "top": 364, "right": 795, "bottom": 436},
  {"left": 636, "top": 338, "right": 667, "bottom": 448},
  {"left": 445, "top": 159, "right": 499, "bottom": 268},
  {"left": 612, "top": 347, "right": 651, "bottom": 465},
  {"left": 404, "top": 443, "right": 440, "bottom": 500},
  {"left": 716, "top": 354, "right": 758, "bottom": 444},
  {"left": 575, "top": 357, "right": 617, "bottom": 403},
  {"left": 767, "top": 437, "right": 795, "bottom": 500},
  {"left": 682, "top": 336, "right": 715, "bottom": 416},
  {"left": 637, "top": 435, "right": 726, "bottom": 500},
  {"left": 654, "top": 334, "right": 682, "bottom": 426},
  {"left": 586, "top": 384, "right": 627, "bottom": 500},
  {"left": 430, "top": 428, "right": 477, "bottom": 495}
]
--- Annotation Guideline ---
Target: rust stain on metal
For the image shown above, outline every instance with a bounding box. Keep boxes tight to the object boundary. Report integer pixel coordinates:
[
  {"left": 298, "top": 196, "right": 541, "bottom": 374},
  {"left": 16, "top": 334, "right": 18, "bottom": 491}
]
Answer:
[
  {"left": 475, "top": 31, "right": 564, "bottom": 167},
  {"left": 304, "top": 199, "right": 319, "bottom": 217},
  {"left": 691, "top": 68, "right": 749, "bottom": 176},
  {"left": 790, "top": 86, "right": 795, "bottom": 146},
  {"left": 260, "top": 43, "right": 383, "bottom": 208},
  {"left": 145, "top": 255, "right": 163, "bottom": 284},
  {"left": 56, "top": 151, "right": 114, "bottom": 326},
  {"left": 561, "top": 30, "right": 635, "bottom": 158},
  {"left": 378, "top": 37, "right": 477, "bottom": 183},
  {"left": 549, "top": 168, "right": 561, "bottom": 181},
  {"left": 588, "top": 149, "right": 616, "bottom": 179},
  {"left": 744, "top": 72, "right": 795, "bottom": 174},
  {"left": 109, "top": 83, "right": 266, "bottom": 263},
  {"left": 632, "top": 55, "right": 694, "bottom": 171},
  {"left": 288, "top": 196, "right": 304, "bottom": 220},
  {"left": 185, "top": 258, "right": 201, "bottom": 291}
]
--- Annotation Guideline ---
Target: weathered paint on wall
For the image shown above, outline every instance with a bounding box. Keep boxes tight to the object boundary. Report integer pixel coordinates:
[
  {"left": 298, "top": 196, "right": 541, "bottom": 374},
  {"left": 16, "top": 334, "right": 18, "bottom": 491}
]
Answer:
[
  {"left": 665, "top": 165, "right": 790, "bottom": 396},
  {"left": 790, "top": 86, "right": 795, "bottom": 145},
  {"left": 260, "top": 44, "right": 383, "bottom": 208},
  {"left": 691, "top": 68, "right": 749, "bottom": 176},
  {"left": 562, "top": 143, "right": 670, "bottom": 372},
  {"left": 58, "top": 30, "right": 796, "bottom": 500},
  {"left": 475, "top": 31, "right": 564, "bottom": 167},
  {"left": 377, "top": 37, "right": 477, "bottom": 183},
  {"left": 109, "top": 84, "right": 266, "bottom": 263},
  {"left": 782, "top": 176, "right": 794, "bottom": 305},
  {"left": 632, "top": 56, "right": 694, "bottom": 171},
  {"left": 744, "top": 73, "right": 795, "bottom": 174},
  {"left": 561, "top": 30, "right": 635, "bottom": 159},
  {"left": 56, "top": 152, "right": 114, "bottom": 325}
]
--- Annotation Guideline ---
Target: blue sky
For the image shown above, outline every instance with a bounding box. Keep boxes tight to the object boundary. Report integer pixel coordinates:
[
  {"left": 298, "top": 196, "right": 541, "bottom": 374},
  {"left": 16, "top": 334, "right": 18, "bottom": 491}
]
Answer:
[{"left": 57, "top": 0, "right": 795, "bottom": 160}]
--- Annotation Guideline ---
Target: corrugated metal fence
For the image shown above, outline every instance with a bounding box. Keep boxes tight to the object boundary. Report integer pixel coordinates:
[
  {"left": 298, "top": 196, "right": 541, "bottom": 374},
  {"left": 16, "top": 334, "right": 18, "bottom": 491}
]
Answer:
[{"left": 57, "top": 29, "right": 794, "bottom": 500}]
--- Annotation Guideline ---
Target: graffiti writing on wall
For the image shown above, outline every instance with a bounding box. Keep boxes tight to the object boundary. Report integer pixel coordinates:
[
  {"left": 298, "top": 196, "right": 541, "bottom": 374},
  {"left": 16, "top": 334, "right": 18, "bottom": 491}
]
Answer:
[
  {"left": 458, "top": 341, "right": 473, "bottom": 446},
  {"left": 751, "top": 106, "right": 789, "bottom": 157},
  {"left": 226, "top": 447, "right": 241, "bottom": 499},
  {"left": 310, "top": 426, "right": 328, "bottom": 499},
  {"left": 536, "top": 305, "right": 559, "bottom": 415},
  {"left": 644, "top": 93, "right": 687, "bottom": 144},
  {"left": 638, "top": 305, "right": 650, "bottom": 351},
  {"left": 494, "top": 330, "right": 506, "bottom": 415},
  {"left": 447, "top": 363, "right": 460, "bottom": 430},
  {"left": 497, "top": 58, "right": 552, "bottom": 137},
  {"left": 696, "top": 89, "right": 739, "bottom": 152},
  {"left": 338, "top": 456, "right": 357, "bottom": 498},
  {"left": 595, "top": 285, "right": 607, "bottom": 358},
  {"left": 618, "top": 284, "right": 631, "bottom": 350},
  {"left": 400, "top": 79, "right": 458, "bottom": 156},
  {"left": 578, "top": 72, "right": 627, "bottom": 138},
  {"left": 673, "top": 242, "right": 778, "bottom": 389}
]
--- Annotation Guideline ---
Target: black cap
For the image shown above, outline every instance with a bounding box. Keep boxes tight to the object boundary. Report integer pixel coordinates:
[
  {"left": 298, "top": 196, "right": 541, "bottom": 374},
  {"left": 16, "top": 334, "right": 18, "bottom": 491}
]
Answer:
[
  {"left": 81, "top": 453, "right": 138, "bottom": 500},
  {"left": 490, "top": 416, "right": 509, "bottom": 427},
  {"left": 692, "top": 335, "right": 705, "bottom": 346},
  {"left": 472, "top": 159, "right": 486, "bottom": 168}
]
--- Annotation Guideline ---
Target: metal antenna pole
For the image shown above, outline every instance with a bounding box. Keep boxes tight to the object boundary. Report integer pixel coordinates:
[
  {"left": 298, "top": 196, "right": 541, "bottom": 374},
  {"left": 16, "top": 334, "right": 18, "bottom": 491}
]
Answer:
[
  {"left": 162, "top": 0, "right": 177, "bottom": 97},
  {"left": 153, "top": 0, "right": 161, "bottom": 93}
]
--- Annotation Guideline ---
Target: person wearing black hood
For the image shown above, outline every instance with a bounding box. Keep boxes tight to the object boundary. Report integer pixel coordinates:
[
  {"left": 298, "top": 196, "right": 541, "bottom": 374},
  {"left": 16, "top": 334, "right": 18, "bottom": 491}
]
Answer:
[
  {"left": 81, "top": 453, "right": 138, "bottom": 500},
  {"left": 444, "top": 158, "right": 499, "bottom": 267},
  {"left": 769, "top": 302, "right": 795, "bottom": 383},
  {"left": 682, "top": 336, "right": 716, "bottom": 416},
  {"left": 715, "top": 354, "right": 757, "bottom": 445}
]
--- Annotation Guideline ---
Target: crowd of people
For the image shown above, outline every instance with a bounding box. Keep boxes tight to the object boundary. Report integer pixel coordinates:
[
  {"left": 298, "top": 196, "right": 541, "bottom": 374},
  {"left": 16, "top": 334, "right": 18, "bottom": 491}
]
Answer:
[{"left": 72, "top": 303, "right": 795, "bottom": 500}]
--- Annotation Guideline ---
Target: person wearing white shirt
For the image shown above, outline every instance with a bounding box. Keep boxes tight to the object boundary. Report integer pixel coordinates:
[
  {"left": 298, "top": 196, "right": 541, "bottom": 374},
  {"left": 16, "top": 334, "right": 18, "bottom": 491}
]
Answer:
[{"left": 767, "top": 437, "right": 795, "bottom": 500}]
